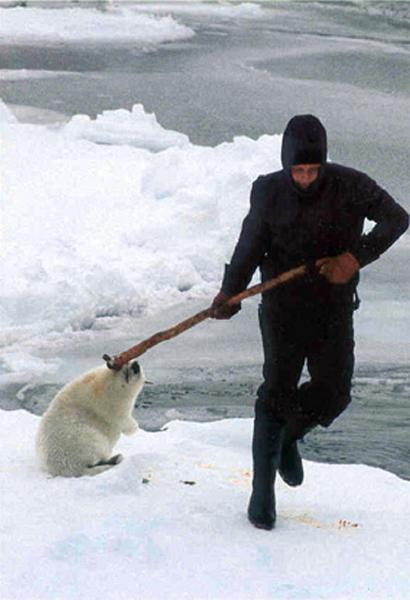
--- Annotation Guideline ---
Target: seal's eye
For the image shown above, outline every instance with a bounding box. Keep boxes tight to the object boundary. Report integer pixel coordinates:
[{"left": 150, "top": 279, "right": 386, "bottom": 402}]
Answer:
[{"left": 131, "top": 361, "right": 140, "bottom": 375}]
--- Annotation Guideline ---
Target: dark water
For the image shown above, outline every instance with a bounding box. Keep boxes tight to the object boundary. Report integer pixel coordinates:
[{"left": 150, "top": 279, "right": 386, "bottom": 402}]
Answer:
[
  {"left": 0, "top": 1, "right": 409, "bottom": 479},
  {"left": 1, "top": 363, "right": 409, "bottom": 480}
]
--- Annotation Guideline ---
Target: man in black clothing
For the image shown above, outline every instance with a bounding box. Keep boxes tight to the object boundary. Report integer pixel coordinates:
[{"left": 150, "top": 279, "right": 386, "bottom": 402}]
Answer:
[{"left": 210, "top": 115, "right": 409, "bottom": 531}]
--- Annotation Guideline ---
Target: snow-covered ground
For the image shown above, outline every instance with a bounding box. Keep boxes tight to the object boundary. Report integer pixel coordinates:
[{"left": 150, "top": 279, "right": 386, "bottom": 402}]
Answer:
[
  {"left": 2, "top": 409, "right": 409, "bottom": 600},
  {"left": 0, "top": 5, "right": 195, "bottom": 45}
]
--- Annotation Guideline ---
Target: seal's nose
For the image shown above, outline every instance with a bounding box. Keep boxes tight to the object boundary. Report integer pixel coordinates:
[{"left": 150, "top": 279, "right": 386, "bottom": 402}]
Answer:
[{"left": 131, "top": 361, "right": 140, "bottom": 375}]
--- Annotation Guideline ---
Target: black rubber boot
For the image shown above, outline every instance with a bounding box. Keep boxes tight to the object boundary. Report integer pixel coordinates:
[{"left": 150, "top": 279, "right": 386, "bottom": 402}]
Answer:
[
  {"left": 247, "top": 405, "right": 284, "bottom": 530},
  {"left": 278, "top": 416, "right": 316, "bottom": 487},
  {"left": 278, "top": 424, "right": 303, "bottom": 487}
]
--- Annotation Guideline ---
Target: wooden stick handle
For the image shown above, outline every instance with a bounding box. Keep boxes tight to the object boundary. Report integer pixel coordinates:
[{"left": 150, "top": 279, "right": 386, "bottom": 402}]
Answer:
[{"left": 103, "top": 264, "right": 307, "bottom": 370}]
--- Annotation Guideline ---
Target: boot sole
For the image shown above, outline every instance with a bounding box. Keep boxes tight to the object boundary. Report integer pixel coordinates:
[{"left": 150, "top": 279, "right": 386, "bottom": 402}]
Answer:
[
  {"left": 278, "top": 469, "right": 303, "bottom": 487},
  {"left": 248, "top": 513, "right": 275, "bottom": 530}
]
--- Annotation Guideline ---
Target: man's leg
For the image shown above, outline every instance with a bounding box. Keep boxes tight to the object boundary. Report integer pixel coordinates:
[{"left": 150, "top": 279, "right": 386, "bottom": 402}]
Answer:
[
  {"left": 278, "top": 417, "right": 317, "bottom": 486},
  {"left": 276, "top": 304, "right": 355, "bottom": 487},
  {"left": 302, "top": 305, "right": 355, "bottom": 428},
  {"left": 248, "top": 304, "right": 305, "bottom": 528},
  {"left": 248, "top": 399, "right": 284, "bottom": 530}
]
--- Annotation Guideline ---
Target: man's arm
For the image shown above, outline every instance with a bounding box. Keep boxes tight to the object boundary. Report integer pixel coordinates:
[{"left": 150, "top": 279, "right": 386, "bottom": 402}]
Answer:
[
  {"left": 316, "top": 173, "right": 408, "bottom": 285},
  {"left": 351, "top": 174, "right": 409, "bottom": 268},
  {"left": 221, "top": 176, "right": 271, "bottom": 296}
]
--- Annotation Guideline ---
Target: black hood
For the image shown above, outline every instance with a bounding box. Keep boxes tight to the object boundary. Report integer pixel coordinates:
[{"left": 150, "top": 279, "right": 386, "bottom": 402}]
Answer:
[{"left": 281, "top": 115, "right": 327, "bottom": 169}]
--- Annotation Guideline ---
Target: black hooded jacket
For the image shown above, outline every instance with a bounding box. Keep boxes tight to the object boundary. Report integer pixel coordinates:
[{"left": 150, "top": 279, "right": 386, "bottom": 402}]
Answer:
[{"left": 222, "top": 116, "right": 409, "bottom": 307}]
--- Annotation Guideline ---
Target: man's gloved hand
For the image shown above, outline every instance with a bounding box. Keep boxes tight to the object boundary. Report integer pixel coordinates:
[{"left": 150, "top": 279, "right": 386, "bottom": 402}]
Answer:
[
  {"left": 210, "top": 291, "right": 241, "bottom": 319},
  {"left": 315, "top": 252, "right": 360, "bottom": 284}
]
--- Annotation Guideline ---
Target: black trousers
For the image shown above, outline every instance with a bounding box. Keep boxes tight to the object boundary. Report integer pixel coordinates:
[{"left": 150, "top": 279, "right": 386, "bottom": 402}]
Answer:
[{"left": 256, "top": 299, "right": 355, "bottom": 432}]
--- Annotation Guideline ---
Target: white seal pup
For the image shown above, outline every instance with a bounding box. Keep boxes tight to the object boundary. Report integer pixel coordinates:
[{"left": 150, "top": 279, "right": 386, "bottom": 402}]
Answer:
[{"left": 36, "top": 360, "right": 144, "bottom": 477}]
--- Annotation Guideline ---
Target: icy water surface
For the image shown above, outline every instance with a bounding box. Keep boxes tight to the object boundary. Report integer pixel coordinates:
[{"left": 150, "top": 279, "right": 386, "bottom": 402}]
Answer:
[{"left": 1, "top": 363, "right": 409, "bottom": 479}]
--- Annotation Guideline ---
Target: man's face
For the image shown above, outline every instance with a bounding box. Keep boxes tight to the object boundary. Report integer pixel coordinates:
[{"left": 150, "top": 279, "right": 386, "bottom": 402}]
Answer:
[{"left": 290, "top": 163, "right": 321, "bottom": 190}]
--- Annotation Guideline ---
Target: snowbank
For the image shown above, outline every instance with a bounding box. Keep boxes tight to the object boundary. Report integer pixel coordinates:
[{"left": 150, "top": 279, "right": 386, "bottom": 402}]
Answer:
[
  {"left": 1, "top": 409, "right": 409, "bottom": 600},
  {"left": 0, "top": 7, "right": 194, "bottom": 45},
  {"left": 0, "top": 101, "right": 280, "bottom": 380},
  {"left": 63, "top": 104, "right": 190, "bottom": 150}
]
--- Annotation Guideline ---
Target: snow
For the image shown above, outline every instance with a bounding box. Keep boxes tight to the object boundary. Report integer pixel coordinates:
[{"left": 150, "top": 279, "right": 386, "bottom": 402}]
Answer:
[
  {"left": 1, "top": 409, "right": 409, "bottom": 600},
  {"left": 0, "top": 100, "right": 280, "bottom": 381},
  {"left": 63, "top": 104, "right": 191, "bottom": 150},
  {"left": 0, "top": 6, "right": 195, "bottom": 45}
]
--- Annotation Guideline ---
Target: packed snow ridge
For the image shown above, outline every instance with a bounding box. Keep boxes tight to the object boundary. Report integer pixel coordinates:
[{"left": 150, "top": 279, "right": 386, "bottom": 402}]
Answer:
[{"left": 63, "top": 104, "right": 191, "bottom": 150}]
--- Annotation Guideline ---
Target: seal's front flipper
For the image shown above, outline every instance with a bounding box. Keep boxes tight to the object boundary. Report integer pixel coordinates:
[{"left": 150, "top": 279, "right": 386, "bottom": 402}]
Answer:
[
  {"left": 95, "top": 453, "right": 123, "bottom": 466},
  {"left": 86, "top": 454, "right": 124, "bottom": 475}
]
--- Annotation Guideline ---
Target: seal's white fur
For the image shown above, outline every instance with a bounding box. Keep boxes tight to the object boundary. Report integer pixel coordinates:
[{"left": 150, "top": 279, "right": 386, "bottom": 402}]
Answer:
[{"left": 36, "top": 361, "right": 144, "bottom": 477}]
